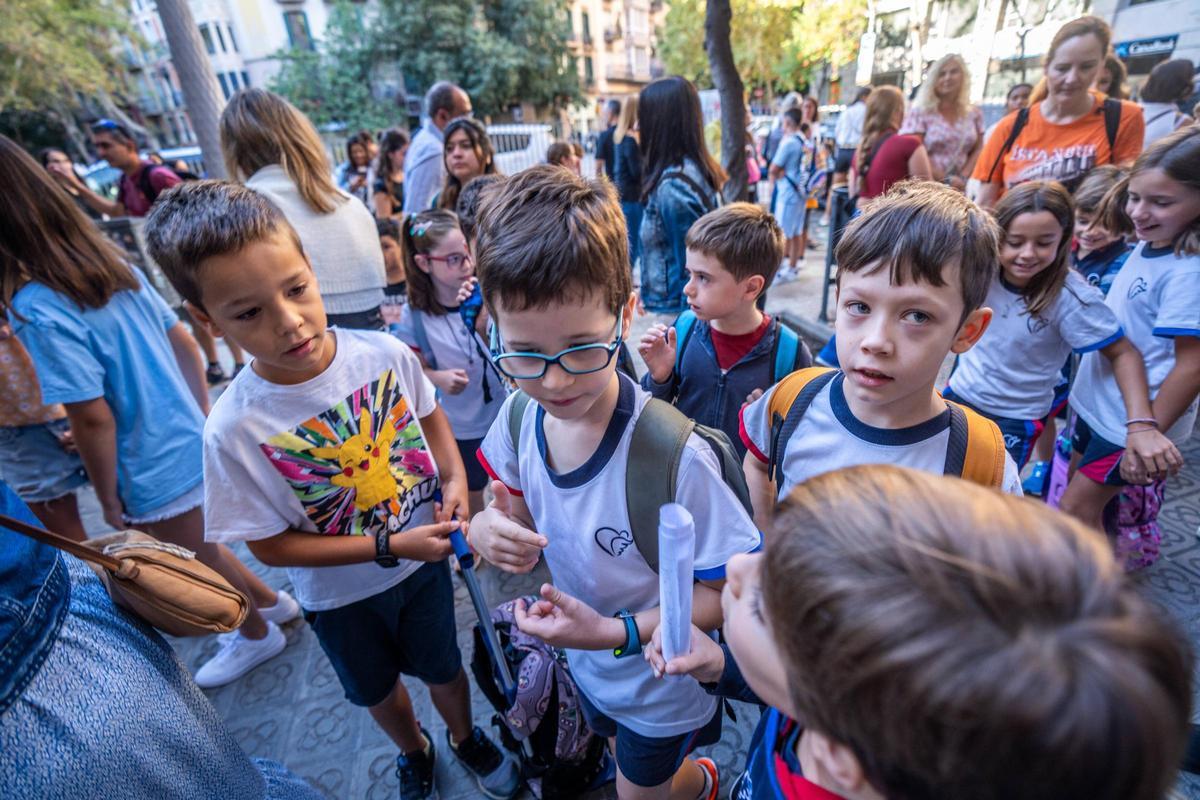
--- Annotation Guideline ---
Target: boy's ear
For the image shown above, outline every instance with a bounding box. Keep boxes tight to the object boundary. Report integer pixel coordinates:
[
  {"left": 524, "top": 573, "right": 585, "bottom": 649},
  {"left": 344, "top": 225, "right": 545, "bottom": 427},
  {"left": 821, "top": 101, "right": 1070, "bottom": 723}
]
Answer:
[
  {"left": 621, "top": 291, "right": 638, "bottom": 336},
  {"left": 809, "top": 731, "right": 875, "bottom": 796},
  {"left": 184, "top": 300, "right": 224, "bottom": 339},
  {"left": 950, "top": 306, "right": 992, "bottom": 354},
  {"left": 743, "top": 274, "right": 766, "bottom": 302}
]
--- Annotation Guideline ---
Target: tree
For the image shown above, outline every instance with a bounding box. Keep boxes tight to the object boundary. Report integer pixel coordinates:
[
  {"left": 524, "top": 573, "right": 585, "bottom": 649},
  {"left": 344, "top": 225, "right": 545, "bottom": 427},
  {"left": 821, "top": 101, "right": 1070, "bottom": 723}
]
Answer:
[
  {"left": 157, "top": 0, "right": 227, "bottom": 178},
  {"left": 705, "top": 0, "right": 746, "bottom": 202},
  {"left": 0, "top": 0, "right": 131, "bottom": 116},
  {"left": 777, "top": 0, "right": 867, "bottom": 98}
]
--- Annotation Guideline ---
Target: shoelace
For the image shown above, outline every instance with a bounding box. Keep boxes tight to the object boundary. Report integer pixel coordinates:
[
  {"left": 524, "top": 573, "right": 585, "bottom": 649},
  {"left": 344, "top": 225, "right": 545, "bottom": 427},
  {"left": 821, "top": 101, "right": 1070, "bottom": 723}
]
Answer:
[{"left": 454, "top": 730, "right": 500, "bottom": 773}]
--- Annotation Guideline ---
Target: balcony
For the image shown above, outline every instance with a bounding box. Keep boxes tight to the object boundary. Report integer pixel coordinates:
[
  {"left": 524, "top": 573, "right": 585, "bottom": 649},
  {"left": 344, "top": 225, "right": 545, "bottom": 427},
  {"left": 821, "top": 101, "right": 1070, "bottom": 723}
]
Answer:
[{"left": 606, "top": 64, "right": 653, "bottom": 83}]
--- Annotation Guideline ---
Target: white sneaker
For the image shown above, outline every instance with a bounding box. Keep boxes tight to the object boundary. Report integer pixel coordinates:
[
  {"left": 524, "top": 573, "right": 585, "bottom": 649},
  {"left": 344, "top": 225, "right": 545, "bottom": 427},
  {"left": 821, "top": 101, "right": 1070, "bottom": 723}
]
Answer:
[
  {"left": 259, "top": 589, "right": 301, "bottom": 625},
  {"left": 194, "top": 621, "right": 286, "bottom": 688}
]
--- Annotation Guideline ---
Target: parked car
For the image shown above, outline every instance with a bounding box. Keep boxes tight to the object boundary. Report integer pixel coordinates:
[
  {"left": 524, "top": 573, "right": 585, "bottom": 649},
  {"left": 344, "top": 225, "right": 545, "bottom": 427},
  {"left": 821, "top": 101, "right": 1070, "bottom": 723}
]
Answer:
[{"left": 488, "top": 123, "right": 554, "bottom": 175}]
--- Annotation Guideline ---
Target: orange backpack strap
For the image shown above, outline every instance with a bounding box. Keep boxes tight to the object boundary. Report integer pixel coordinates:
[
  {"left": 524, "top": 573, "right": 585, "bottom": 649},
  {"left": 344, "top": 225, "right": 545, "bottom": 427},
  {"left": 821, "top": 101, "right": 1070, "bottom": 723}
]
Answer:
[
  {"left": 766, "top": 367, "right": 837, "bottom": 486},
  {"left": 942, "top": 400, "right": 1007, "bottom": 489}
]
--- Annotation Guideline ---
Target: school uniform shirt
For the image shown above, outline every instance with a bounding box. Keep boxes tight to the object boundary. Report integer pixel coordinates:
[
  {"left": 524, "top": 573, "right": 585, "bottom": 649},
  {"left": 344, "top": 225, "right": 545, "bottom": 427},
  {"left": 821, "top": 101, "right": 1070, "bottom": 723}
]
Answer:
[
  {"left": 11, "top": 278, "right": 204, "bottom": 517},
  {"left": 947, "top": 271, "right": 1122, "bottom": 420},
  {"left": 739, "top": 372, "right": 1023, "bottom": 501},
  {"left": 1072, "top": 243, "right": 1200, "bottom": 447},
  {"left": 203, "top": 329, "right": 440, "bottom": 611},
  {"left": 1073, "top": 239, "right": 1133, "bottom": 297},
  {"left": 392, "top": 306, "right": 506, "bottom": 440},
  {"left": 477, "top": 374, "right": 761, "bottom": 738}
]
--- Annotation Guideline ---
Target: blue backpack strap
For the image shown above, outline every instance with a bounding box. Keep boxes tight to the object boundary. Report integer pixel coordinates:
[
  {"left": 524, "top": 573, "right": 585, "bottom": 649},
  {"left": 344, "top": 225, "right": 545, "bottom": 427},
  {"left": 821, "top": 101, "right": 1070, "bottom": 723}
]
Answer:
[
  {"left": 770, "top": 322, "right": 800, "bottom": 384},
  {"left": 410, "top": 310, "right": 437, "bottom": 370},
  {"left": 672, "top": 310, "right": 698, "bottom": 376}
]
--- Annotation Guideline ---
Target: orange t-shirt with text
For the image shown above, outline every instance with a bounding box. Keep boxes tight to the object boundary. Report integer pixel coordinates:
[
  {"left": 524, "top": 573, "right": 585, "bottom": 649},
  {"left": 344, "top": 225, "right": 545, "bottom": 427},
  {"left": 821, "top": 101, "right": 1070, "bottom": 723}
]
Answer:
[{"left": 972, "top": 93, "right": 1144, "bottom": 195}]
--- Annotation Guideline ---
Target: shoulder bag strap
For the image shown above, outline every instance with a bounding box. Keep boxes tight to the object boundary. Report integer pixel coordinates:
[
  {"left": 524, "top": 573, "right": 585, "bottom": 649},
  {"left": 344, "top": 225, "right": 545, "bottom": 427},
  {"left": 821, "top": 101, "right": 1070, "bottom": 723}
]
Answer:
[{"left": 0, "top": 513, "right": 125, "bottom": 573}]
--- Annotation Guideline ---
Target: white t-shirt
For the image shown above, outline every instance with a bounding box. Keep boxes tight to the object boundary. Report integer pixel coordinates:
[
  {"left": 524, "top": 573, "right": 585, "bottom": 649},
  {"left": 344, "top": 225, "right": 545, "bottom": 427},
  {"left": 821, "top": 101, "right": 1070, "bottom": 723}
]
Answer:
[
  {"left": 393, "top": 306, "right": 506, "bottom": 440},
  {"left": 203, "top": 329, "right": 441, "bottom": 611},
  {"left": 1072, "top": 243, "right": 1200, "bottom": 446},
  {"left": 478, "top": 375, "right": 761, "bottom": 738},
  {"left": 739, "top": 372, "right": 1023, "bottom": 500},
  {"left": 948, "top": 270, "right": 1122, "bottom": 419}
]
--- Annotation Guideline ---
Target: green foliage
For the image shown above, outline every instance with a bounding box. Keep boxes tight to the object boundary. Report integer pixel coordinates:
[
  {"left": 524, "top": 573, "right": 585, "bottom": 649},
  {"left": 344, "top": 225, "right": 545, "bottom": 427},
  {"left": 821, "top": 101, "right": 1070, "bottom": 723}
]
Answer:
[
  {"left": 661, "top": 0, "right": 866, "bottom": 93},
  {"left": 270, "top": 2, "right": 396, "bottom": 132},
  {"left": 0, "top": 0, "right": 131, "bottom": 114}
]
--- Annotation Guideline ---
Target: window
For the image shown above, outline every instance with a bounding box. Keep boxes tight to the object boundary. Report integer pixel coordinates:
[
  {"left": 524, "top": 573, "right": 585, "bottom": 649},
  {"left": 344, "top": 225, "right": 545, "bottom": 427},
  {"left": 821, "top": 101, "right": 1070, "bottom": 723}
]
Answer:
[
  {"left": 581, "top": 11, "right": 591, "bottom": 44},
  {"left": 241, "top": 70, "right": 251, "bottom": 88},
  {"left": 199, "top": 23, "right": 215, "bottom": 55},
  {"left": 283, "top": 11, "right": 314, "bottom": 51},
  {"left": 227, "top": 24, "right": 238, "bottom": 53},
  {"left": 228, "top": 71, "right": 239, "bottom": 91},
  {"left": 214, "top": 23, "right": 227, "bottom": 53},
  {"left": 217, "top": 72, "right": 230, "bottom": 100},
  {"left": 585, "top": 57, "right": 594, "bottom": 85}
]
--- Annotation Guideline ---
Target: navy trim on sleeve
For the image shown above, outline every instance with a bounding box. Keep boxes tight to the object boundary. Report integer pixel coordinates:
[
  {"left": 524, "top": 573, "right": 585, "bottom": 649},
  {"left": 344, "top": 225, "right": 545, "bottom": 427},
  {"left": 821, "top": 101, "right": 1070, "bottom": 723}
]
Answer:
[
  {"left": 1074, "top": 327, "right": 1124, "bottom": 354},
  {"left": 1153, "top": 327, "right": 1200, "bottom": 339}
]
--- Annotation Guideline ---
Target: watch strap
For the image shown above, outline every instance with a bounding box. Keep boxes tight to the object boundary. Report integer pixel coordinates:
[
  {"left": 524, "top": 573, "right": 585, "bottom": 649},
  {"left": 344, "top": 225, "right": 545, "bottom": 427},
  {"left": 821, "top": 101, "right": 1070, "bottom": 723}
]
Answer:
[{"left": 613, "top": 609, "right": 641, "bottom": 658}]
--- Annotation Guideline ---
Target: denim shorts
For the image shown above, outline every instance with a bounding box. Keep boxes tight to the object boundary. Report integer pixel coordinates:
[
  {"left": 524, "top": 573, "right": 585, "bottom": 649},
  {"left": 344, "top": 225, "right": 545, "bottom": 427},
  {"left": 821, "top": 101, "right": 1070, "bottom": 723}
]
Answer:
[
  {"left": 0, "top": 420, "right": 88, "bottom": 502},
  {"left": 577, "top": 688, "right": 722, "bottom": 787},
  {"left": 303, "top": 560, "right": 462, "bottom": 707}
]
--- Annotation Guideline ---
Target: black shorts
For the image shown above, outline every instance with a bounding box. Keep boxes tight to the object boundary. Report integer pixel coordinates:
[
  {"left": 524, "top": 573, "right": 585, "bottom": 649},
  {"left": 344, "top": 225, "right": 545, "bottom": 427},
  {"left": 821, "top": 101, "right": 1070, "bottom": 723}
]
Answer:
[
  {"left": 457, "top": 437, "right": 489, "bottom": 491},
  {"left": 578, "top": 689, "right": 722, "bottom": 787},
  {"left": 304, "top": 560, "right": 463, "bottom": 707},
  {"left": 834, "top": 147, "right": 856, "bottom": 174}
]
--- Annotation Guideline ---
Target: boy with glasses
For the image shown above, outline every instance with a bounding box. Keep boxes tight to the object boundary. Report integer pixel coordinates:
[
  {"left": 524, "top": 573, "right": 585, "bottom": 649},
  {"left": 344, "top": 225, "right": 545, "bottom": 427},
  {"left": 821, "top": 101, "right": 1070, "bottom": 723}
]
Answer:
[{"left": 469, "top": 166, "right": 760, "bottom": 800}]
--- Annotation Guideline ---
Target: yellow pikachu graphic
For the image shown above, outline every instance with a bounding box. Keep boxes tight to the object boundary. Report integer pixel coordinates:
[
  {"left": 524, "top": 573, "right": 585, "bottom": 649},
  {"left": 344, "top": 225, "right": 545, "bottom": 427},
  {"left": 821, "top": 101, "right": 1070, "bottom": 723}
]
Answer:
[{"left": 309, "top": 408, "right": 399, "bottom": 511}]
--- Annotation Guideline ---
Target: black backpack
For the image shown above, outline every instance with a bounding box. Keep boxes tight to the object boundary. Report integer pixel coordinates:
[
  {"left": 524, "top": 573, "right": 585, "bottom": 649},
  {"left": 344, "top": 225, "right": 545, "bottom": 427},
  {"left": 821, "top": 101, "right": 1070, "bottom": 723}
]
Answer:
[
  {"left": 137, "top": 164, "right": 199, "bottom": 205},
  {"left": 984, "top": 98, "right": 1121, "bottom": 193}
]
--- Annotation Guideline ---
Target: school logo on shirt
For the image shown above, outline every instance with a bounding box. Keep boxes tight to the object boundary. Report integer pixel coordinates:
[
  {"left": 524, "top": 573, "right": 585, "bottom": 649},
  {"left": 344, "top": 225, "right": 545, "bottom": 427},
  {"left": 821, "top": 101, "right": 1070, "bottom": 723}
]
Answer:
[
  {"left": 1128, "top": 276, "right": 1149, "bottom": 300},
  {"left": 594, "top": 526, "right": 634, "bottom": 558},
  {"left": 1026, "top": 314, "right": 1050, "bottom": 335},
  {"left": 260, "top": 368, "right": 439, "bottom": 536}
]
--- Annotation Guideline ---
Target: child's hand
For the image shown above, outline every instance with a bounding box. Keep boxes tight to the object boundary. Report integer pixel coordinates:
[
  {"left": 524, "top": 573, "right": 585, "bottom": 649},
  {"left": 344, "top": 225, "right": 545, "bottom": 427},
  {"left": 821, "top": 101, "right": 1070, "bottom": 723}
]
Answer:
[
  {"left": 467, "top": 481, "right": 546, "bottom": 572},
  {"left": 389, "top": 519, "right": 461, "bottom": 562},
  {"left": 100, "top": 496, "right": 126, "bottom": 531},
  {"left": 456, "top": 276, "right": 479, "bottom": 305},
  {"left": 742, "top": 388, "right": 764, "bottom": 408},
  {"left": 57, "top": 428, "right": 78, "bottom": 454},
  {"left": 1122, "top": 427, "right": 1184, "bottom": 483},
  {"left": 435, "top": 485, "right": 467, "bottom": 524},
  {"left": 638, "top": 323, "right": 676, "bottom": 384},
  {"left": 644, "top": 623, "right": 725, "bottom": 683},
  {"left": 514, "top": 583, "right": 610, "bottom": 650},
  {"left": 430, "top": 369, "right": 470, "bottom": 395}
]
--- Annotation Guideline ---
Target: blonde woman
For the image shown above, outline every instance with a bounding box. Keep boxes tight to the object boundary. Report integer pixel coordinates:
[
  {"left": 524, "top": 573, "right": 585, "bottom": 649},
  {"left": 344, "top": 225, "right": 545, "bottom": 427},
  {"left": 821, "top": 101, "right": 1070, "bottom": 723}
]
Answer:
[
  {"left": 220, "top": 88, "right": 388, "bottom": 330},
  {"left": 612, "top": 95, "right": 643, "bottom": 263},
  {"left": 902, "top": 54, "right": 984, "bottom": 191}
]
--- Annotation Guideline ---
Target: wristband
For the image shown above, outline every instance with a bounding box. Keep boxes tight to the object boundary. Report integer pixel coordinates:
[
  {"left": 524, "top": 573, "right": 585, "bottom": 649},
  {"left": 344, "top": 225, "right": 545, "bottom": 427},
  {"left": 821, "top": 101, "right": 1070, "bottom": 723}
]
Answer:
[
  {"left": 613, "top": 609, "right": 641, "bottom": 658},
  {"left": 1126, "top": 418, "right": 1159, "bottom": 429}
]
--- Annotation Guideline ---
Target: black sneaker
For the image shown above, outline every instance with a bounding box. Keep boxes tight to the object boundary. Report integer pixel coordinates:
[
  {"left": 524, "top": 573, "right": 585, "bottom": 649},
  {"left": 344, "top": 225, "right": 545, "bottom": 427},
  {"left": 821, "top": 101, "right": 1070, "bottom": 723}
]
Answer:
[
  {"left": 396, "top": 728, "right": 438, "bottom": 800},
  {"left": 205, "top": 362, "right": 227, "bottom": 385},
  {"left": 447, "top": 727, "right": 520, "bottom": 799}
]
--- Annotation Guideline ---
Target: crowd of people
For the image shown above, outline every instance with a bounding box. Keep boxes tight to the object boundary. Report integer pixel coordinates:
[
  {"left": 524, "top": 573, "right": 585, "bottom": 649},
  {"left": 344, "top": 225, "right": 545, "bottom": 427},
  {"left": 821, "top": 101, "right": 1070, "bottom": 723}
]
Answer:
[{"left": 3, "top": 11, "right": 1200, "bottom": 800}]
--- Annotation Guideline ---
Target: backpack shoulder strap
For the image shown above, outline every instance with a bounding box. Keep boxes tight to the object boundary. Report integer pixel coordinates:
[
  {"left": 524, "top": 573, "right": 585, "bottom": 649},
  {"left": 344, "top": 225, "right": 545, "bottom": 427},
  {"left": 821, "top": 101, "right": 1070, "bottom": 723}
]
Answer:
[
  {"left": 627, "top": 398, "right": 695, "bottom": 573},
  {"left": 942, "top": 401, "right": 1006, "bottom": 488},
  {"left": 506, "top": 391, "right": 533, "bottom": 463},
  {"left": 985, "top": 107, "right": 1030, "bottom": 184},
  {"left": 770, "top": 321, "right": 800, "bottom": 384},
  {"left": 672, "top": 310, "right": 699, "bottom": 376},
  {"left": 661, "top": 170, "right": 717, "bottom": 213},
  {"left": 409, "top": 310, "right": 437, "bottom": 370},
  {"left": 766, "top": 367, "right": 837, "bottom": 485},
  {"left": 137, "top": 165, "right": 168, "bottom": 206},
  {"left": 1102, "top": 97, "right": 1122, "bottom": 153}
]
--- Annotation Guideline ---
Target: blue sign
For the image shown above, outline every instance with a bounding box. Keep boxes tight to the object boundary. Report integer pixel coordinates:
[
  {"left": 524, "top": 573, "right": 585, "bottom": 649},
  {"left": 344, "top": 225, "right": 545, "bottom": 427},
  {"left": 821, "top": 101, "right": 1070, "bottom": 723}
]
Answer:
[{"left": 1115, "top": 35, "right": 1177, "bottom": 60}]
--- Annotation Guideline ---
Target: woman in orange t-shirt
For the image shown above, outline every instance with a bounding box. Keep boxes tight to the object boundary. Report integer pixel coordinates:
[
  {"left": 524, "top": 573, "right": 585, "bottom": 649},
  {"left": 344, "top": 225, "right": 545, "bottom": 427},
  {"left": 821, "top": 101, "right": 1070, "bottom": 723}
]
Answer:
[{"left": 973, "top": 15, "right": 1144, "bottom": 208}]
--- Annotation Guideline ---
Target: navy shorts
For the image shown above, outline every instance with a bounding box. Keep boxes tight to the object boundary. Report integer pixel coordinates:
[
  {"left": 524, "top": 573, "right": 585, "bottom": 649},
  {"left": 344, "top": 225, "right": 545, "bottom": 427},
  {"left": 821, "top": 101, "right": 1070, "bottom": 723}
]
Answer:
[
  {"left": 942, "top": 386, "right": 1045, "bottom": 470},
  {"left": 834, "top": 147, "right": 856, "bottom": 174},
  {"left": 1070, "top": 413, "right": 1127, "bottom": 487},
  {"left": 304, "top": 560, "right": 462, "bottom": 707},
  {"left": 577, "top": 688, "right": 722, "bottom": 787},
  {"left": 457, "top": 437, "right": 489, "bottom": 491}
]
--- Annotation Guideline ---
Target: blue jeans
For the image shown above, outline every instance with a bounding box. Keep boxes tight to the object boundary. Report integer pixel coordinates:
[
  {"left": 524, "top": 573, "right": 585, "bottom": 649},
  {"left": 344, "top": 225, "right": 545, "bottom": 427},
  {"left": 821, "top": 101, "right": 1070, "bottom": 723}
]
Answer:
[{"left": 622, "top": 201, "right": 644, "bottom": 267}]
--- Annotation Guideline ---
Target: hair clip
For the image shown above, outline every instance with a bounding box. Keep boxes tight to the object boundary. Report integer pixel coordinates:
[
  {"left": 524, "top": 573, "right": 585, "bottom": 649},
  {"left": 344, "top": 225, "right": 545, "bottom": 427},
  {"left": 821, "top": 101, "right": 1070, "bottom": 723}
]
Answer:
[{"left": 410, "top": 219, "right": 432, "bottom": 238}]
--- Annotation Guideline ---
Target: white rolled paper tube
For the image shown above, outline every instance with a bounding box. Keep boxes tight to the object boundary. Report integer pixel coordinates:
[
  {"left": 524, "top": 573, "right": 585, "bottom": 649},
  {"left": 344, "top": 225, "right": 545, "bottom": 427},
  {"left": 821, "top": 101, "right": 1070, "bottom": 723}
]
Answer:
[{"left": 658, "top": 502, "right": 695, "bottom": 663}]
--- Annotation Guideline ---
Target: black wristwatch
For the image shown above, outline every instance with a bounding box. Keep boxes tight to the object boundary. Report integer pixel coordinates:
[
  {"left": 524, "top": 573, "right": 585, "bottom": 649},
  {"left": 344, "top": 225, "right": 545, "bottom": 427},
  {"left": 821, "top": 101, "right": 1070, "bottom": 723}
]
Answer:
[
  {"left": 375, "top": 527, "right": 399, "bottom": 568},
  {"left": 613, "top": 609, "right": 641, "bottom": 658}
]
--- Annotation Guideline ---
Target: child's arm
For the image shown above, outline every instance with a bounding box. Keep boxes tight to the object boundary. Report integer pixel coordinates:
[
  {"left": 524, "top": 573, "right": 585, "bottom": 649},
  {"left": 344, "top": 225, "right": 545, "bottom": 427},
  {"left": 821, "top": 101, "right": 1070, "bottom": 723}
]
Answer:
[
  {"left": 419, "top": 405, "right": 469, "bottom": 522},
  {"left": 1100, "top": 337, "right": 1184, "bottom": 480},
  {"left": 468, "top": 481, "right": 546, "bottom": 572},
  {"left": 644, "top": 624, "right": 765, "bottom": 705},
  {"left": 166, "top": 322, "right": 211, "bottom": 415},
  {"left": 63, "top": 397, "right": 124, "bottom": 529},
  {"left": 246, "top": 519, "right": 462, "bottom": 567},
  {"left": 1148, "top": 335, "right": 1200, "bottom": 441},
  {"left": 743, "top": 452, "right": 776, "bottom": 530}
]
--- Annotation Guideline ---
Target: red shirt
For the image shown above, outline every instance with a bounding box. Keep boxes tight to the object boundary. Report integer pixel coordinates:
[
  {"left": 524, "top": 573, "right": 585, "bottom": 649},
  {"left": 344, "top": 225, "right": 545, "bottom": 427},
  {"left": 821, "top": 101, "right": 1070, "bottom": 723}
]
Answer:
[
  {"left": 710, "top": 314, "right": 770, "bottom": 371},
  {"left": 117, "top": 162, "right": 182, "bottom": 217},
  {"left": 852, "top": 132, "right": 922, "bottom": 199}
]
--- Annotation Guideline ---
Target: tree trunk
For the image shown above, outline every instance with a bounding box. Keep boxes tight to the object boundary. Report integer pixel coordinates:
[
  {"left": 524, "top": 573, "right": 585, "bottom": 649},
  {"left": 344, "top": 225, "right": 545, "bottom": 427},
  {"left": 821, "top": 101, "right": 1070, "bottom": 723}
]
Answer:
[
  {"left": 704, "top": 0, "right": 746, "bottom": 203},
  {"left": 156, "top": 0, "right": 226, "bottom": 178}
]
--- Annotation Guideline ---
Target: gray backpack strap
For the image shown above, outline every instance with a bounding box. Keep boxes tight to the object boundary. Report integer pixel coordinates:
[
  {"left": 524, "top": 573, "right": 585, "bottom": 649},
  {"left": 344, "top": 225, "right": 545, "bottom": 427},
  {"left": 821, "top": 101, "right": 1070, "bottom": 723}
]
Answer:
[
  {"left": 410, "top": 310, "right": 437, "bottom": 370},
  {"left": 507, "top": 391, "right": 532, "bottom": 461},
  {"left": 626, "top": 399, "right": 695, "bottom": 573}
]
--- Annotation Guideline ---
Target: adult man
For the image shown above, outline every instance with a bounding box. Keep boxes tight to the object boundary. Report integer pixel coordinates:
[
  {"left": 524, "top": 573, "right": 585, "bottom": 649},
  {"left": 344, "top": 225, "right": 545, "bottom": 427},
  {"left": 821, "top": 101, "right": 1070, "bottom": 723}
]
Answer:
[
  {"left": 45, "top": 120, "right": 182, "bottom": 219},
  {"left": 403, "top": 82, "right": 473, "bottom": 214},
  {"left": 593, "top": 98, "right": 621, "bottom": 179}
]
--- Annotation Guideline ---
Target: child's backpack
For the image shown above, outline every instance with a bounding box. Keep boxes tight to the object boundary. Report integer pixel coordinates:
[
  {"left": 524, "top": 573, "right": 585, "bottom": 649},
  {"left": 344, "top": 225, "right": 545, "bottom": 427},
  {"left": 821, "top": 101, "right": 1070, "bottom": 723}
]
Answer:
[
  {"left": 505, "top": 392, "right": 755, "bottom": 572},
  {"left": 765, "top": 367, "right": 1007, "bottom": 489},
  {"left": 470, "top": 596, "right": 612, "bottom": 799},
  {"left": 672, "top": 310, "right": 811, "bottom": 382}
]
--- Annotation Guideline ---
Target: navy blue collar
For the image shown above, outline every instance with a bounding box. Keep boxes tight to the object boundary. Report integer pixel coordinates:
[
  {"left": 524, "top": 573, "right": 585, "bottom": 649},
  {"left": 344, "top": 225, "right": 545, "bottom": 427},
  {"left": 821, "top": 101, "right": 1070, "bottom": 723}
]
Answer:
[
  {"left": 1075, "top": 239, "right": 1130, "bottom": 268},
  {"left": 998, "top": 273, "right": 1026, "bottom": 295},
  {"left": 1141, "top": 242, "right": 1175, "bottom": 259},
  {"left": 829, "top": 372, "right": 952, "bottom": 445},
  {"left": 536, "top": 373, "right": 635, "bottom": 489}
]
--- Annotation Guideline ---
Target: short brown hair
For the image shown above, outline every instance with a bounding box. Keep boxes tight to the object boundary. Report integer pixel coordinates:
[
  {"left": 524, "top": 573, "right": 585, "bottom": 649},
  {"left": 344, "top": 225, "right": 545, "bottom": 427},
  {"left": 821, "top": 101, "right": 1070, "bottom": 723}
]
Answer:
[
  {"left": 1073, "top": 165, "right": 1125, "bottom": 212},
  {"left": 835, "top": 180, "right": 999, "bottom": 320},
  {"left": 144, "top": 180, "right": 305, "bottom": 310},
  {"left": 475, "top": 165, "right": 631, "bottom": 315},
  {"left": 685, "top": 203, "right": 784, "bottom": 290},
  {"left": 765, "top": 465, "right": 1192, "bottom": 800}
]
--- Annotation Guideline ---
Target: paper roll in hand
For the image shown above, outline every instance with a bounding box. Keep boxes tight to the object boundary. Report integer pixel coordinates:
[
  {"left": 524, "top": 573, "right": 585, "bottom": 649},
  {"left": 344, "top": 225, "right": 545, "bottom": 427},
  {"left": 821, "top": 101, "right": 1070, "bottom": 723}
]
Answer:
[{"left": 658, "top": 503, "right": 695, "bottom": 663}]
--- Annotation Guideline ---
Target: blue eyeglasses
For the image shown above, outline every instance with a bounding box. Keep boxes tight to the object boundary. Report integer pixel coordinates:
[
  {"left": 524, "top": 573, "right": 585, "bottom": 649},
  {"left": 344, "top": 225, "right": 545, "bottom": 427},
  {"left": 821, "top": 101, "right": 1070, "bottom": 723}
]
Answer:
[{"left": 490, "top": 316, "right": 624, "bottom": 380}]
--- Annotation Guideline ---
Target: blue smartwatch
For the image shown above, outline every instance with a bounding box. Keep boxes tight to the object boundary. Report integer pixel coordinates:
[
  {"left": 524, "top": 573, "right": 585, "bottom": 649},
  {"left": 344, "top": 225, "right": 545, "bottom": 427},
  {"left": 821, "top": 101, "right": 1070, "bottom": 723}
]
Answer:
[{"left": 613, "top": 609, "right": 641, "bottom": 658}]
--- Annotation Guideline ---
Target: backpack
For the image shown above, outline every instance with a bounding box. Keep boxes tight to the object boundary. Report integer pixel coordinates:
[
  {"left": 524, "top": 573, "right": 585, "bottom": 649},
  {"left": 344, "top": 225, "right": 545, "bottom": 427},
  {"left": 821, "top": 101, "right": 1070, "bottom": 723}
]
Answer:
[
  {"left": 659, "top": 169, "right": 720, "bottom": 214},
  {"left": 672, "top": 310, "right": 811, "bottom": 383},
  {"left": 764, "top": 367, "right": 1007, "bottom": 489},
  {"left": 984, "top": 98, "right": 1122, "bottom": 192},
  {"left": 505, "top": 391, "right": 754, "bottom": 572},
  {"left": 137, "top": 163, "right": 199, "bottom": 205}
]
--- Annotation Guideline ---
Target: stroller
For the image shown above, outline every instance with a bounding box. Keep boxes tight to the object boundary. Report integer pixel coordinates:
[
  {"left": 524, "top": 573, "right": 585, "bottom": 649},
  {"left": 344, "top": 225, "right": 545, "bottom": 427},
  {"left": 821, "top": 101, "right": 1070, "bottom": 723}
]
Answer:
[{"left": 450, "top": 532, "right": 613, "bottom": 798}]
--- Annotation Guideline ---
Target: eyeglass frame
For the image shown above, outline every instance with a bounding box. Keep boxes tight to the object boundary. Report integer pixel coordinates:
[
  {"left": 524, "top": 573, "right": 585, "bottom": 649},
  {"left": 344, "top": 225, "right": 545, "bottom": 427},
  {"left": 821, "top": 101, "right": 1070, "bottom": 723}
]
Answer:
[
  {"left": 489, "top": 315, "right": 625, "bottom": 380},
  {"left": 418, "top": 252, "right": 473, "bottom": 270}
]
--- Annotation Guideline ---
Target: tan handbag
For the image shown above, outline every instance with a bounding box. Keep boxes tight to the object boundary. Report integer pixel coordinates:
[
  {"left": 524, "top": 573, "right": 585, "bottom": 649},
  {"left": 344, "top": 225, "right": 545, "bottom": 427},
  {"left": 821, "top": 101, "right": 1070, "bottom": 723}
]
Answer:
[{"left": 0, "top": 513, "right": 248, "bottom": 637}]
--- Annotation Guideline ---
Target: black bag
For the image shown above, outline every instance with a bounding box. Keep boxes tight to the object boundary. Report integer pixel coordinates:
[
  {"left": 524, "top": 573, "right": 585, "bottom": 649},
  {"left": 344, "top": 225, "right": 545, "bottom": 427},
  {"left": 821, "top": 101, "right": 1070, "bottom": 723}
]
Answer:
[{"left": 137, "top": 164, "right": 199, "bottom": 206}]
